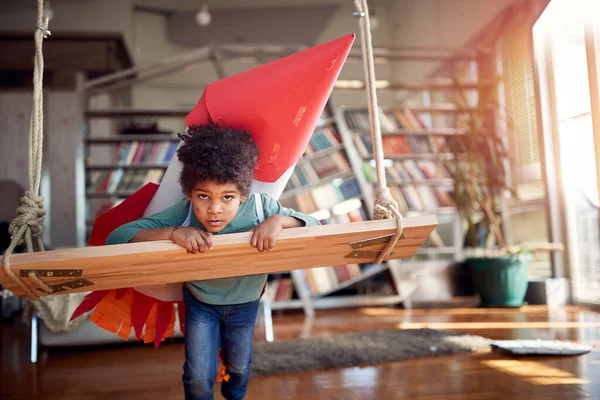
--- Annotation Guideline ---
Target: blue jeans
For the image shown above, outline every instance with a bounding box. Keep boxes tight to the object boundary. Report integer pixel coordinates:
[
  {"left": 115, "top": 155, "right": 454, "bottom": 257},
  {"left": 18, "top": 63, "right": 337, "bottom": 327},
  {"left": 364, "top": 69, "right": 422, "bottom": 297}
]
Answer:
[{"left": 182, "top": 286, "right": 260, "bottom": 400}]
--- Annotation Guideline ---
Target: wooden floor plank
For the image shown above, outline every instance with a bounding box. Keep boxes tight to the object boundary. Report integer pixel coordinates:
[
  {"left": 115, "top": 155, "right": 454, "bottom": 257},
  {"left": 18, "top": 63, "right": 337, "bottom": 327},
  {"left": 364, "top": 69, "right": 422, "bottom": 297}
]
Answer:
[{"left": 1, "top": 304, "right": 599, "bottom": 399}]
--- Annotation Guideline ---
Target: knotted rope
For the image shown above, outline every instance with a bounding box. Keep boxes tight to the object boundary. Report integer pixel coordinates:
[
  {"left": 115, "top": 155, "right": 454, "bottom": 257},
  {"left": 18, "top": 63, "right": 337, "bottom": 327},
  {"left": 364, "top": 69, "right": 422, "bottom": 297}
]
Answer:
[
  {"left": 353, "top": 0, "right": 404, "bottom": 264},
  {"left": 2, "top": 0, "right": 51, "bottom": 300}
]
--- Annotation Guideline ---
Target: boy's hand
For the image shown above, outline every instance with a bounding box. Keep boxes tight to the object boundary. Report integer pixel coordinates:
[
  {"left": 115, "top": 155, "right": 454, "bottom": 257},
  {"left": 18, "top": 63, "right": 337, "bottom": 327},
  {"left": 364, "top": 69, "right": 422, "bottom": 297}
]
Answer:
[
  {"left": 250, "top": 215, "right": 284, "bottom": 252},
  {"left": 171, "top": 226, "right": 213, "bottom": 254},
  {"left": 250, "top": 215, "right": 305, "bottom": 252}
]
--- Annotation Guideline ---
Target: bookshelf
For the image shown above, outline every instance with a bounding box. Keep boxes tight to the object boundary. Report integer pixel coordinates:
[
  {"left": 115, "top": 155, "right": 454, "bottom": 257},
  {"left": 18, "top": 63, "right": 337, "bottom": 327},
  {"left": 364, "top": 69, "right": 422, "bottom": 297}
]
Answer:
[
  {"left": 82, "top": 111, "right": 184, "bottom": 242},
  {"left": 265, "top": 100, "right": 414, "bottom": 317},
  {"left": 342, "top": 105, "right": 464, "bottom": 257}
]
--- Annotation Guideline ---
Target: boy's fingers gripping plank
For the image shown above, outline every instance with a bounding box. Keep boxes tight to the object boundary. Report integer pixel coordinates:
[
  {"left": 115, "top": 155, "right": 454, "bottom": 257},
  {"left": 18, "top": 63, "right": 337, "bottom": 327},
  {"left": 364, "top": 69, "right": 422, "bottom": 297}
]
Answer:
[
  {"left": 250, "top": 230, "right": 258, "bottom": 249},
  {"left": 250, "top": 215, "right": 287, "bottom": 252},
  {"left": 196, "top": 231, "right": 213, "bottom": 252},
  {"left": 250, "top": 231, "right": 262, "bottom": 252},
  {"left": 172, "top": 227, "right": 213, "bottom": 253},
  {"left": 251, "top": 231, "right": 272, "bottom": 252},
  {"left": 186, "top": 238, "right": 196, "bottom": 253}
]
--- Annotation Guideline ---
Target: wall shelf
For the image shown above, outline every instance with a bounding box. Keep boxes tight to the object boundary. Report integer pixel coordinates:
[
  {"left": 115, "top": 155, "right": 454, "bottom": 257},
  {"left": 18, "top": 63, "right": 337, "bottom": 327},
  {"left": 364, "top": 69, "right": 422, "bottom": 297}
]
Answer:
[
  {"left": 85, "top": 135, "right": 178, "bottom": 143},
  {"left": 86, "top": 164, "right": 169, "bottom": 169},
  {"left": 86, "top": 191, "right": 136, "bottom": 199},
  {"left": 85, "top": 109, "right": 189, "bottom": 118}
]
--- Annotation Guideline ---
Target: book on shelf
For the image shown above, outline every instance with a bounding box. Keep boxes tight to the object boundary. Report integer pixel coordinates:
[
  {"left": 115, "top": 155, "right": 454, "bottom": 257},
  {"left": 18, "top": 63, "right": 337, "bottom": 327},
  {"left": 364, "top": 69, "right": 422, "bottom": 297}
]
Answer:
[
  {"left": 113, "top": 140, "right": 178, "bottom": 166},
  {"left": 86, "top": 168, "right": 165, "bottom": 194},
  {"left": 303, "top": 264, "right": 364, "bottom": 295},
  {"left": 346, "top": 107, "right": 468, "bottom": 154},
  {"left": 344, "top": 107, "right": 431, "bottom": 132},
  {"left": 284, "top": 126, "right": 352, "bottom": 191},
  {"left": 362, "top": 161, "right": 455, "bottom": 210},
  {"left": 303, "top": 126, "right": 341, "bottom": 154},
  {"left": 353, "top": 132, "right": 457, "bottom": 159},
  {"left": 280, "top": 177, "right": 363, "bottom": 217},
  {"left": 263, "top": 266, "right": 368, "bottom": 300},
  {"left": 264, "top": 278, "right": 294, "bottom": 302}
]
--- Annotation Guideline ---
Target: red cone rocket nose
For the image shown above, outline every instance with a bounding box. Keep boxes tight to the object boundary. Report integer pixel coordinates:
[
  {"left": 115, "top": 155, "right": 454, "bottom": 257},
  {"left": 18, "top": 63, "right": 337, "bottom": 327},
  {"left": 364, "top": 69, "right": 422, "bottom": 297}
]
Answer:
[{"left": 185, "top": 33, "right": 355, "bottom": 182}]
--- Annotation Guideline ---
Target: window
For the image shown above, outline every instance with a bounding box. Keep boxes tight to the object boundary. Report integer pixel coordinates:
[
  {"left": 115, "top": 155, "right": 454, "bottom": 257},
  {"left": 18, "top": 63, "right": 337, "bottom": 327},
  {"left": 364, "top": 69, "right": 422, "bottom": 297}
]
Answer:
[
  {"left": 534, "top": 0, "right": 600, "bottom": 305},
  {"left": 501, "top": 13, "right": 551, "bottom": 277}
]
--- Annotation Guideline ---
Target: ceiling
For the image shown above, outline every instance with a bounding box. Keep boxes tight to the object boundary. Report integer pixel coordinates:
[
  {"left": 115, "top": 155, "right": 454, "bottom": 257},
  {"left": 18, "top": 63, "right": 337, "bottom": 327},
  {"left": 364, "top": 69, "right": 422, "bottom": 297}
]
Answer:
[
  {"left": 0, "top": 32, "right": 133, "bottom": 88},
  {"left": 132, "top": 0, "right": 382, "bottom": 11},
  {"left": 0, "top": 0, "right": 388, "bottom": 13}
]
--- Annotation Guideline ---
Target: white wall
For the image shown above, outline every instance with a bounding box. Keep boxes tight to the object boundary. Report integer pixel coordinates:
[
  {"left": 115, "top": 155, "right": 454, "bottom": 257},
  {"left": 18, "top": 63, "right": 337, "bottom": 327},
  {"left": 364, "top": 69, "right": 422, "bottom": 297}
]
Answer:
[
  {"left": 0, "top": 90, "right": 82, "bottom": 248},
  {"left": 0, "top": 92, "right": 32, "bottom": 191}
]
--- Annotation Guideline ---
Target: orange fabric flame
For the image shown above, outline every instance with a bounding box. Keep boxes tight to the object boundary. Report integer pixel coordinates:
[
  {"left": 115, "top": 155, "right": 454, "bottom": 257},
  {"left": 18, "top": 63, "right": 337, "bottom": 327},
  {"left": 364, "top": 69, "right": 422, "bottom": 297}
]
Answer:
[{"left": 75, "top": 288, "right": 229, "bottom": 382}]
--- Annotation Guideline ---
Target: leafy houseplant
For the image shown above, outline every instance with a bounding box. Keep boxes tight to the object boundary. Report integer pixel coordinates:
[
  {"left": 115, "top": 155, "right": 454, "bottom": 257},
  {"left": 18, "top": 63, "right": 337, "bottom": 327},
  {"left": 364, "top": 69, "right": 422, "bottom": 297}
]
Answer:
[{"left": 446, "top": 73, "right": 538, "bottom": 307}]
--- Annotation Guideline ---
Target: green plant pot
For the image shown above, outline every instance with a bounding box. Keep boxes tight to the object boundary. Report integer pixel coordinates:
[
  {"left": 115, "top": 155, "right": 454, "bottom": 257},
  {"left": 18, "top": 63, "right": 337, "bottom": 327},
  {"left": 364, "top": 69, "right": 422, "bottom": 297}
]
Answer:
[{"left": 466, "top": 254, "right": 531, "bottom": 307}]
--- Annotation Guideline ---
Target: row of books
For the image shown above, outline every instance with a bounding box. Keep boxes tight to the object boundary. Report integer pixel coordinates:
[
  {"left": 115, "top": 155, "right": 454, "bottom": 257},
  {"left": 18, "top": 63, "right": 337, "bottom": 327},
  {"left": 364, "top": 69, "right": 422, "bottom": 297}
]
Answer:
[
  {"left": 354, "top": 133, "right": 454, "bottom": 157},
  {"left": 264, "top": 278, "right": 294, "bottom": 302},
  {"left": 304, "top": 264, "right": 364, "bottom": 295},
  {"left": 344, "top": 108, "right": 430, "bottom": 132},
  {"left": 387, "top": 184, "right": 455, "bottom": 212},
  {"left": 363, "top": 159, "right": 454, "bottom": 183},
  {"left": 304, "top": 127, "right": 342, "bottom": 154},
  {"left": 281, "top": 178, "right": 363, "bottom": 214},
  {"left": 112, "top": 140, "right": 179, "bottom": 165},
  {"left": 285, "top": 151, "right": 351, "bottom": 190},
  {"left": 87, "top": 169, "right": 164, "bottom": 194},
  {"left": 263, "top": 262, "right": 365, "bottom": 299}
]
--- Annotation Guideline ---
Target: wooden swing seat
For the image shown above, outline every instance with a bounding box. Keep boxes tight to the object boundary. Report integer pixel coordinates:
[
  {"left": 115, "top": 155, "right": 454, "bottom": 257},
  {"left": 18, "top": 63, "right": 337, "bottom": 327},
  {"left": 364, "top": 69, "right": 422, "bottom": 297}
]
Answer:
[{"left": 0, "top": 216, "right": 436, "bottom": 298}]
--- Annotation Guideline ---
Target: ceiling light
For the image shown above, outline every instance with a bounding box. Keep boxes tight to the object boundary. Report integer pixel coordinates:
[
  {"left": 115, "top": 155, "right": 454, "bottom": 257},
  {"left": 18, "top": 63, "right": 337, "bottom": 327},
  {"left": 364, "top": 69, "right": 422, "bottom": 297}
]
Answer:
[
  {"left": 370, "top": 15, "right": 379, "bottom": 31},
  {"left": 43, "top": 1, "right": 54, "bottom": 21},
  {"left": 196, "top": 5, "right": 211, "bottom": 27}
]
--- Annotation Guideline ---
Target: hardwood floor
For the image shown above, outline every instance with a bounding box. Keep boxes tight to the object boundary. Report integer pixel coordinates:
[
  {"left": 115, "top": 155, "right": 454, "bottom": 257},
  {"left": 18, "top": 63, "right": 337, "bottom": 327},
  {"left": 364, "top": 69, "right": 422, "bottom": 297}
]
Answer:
[{"left": 1, "top": 303, "right": 599, "bottom": 399}]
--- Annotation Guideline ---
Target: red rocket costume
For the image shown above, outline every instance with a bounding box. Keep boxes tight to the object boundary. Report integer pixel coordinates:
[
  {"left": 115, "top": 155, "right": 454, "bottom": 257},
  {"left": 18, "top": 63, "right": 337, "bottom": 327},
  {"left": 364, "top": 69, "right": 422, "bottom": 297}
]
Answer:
[{"left": 71, "top": 34, "right": 355, "bottom": 372}]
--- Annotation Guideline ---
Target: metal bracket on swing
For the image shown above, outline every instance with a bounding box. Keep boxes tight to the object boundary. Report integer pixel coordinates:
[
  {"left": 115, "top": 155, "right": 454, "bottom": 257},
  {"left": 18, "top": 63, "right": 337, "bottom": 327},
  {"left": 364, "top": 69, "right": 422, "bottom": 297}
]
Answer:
[
  {"left": 20, "top": 269, "right": 83, "bottom": 278},
  {"left": 345, "top": 232, "right": 406, "bottom": 260},
  {"left": 19, "top": 269, "right": 95, "bottom": 294},
  {"left": 35, "top": 278, "right": 95, "bottom": 294},
  {"left": 348, "top": 233, "right": 406, "bottom": 249}
]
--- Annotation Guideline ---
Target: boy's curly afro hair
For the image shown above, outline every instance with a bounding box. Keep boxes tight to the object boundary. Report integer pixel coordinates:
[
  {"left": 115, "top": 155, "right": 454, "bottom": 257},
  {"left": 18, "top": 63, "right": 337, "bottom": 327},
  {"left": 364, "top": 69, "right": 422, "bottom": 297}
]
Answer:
[{"left": 177, "top": 122, "right": 260, "bottom": 196}]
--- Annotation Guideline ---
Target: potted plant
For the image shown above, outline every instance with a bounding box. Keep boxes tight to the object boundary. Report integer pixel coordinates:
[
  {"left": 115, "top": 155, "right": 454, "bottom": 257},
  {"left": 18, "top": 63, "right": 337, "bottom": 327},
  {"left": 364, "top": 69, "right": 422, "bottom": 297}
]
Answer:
[{"left": 446, "top": 73, "right": 561, "bottom": 307}]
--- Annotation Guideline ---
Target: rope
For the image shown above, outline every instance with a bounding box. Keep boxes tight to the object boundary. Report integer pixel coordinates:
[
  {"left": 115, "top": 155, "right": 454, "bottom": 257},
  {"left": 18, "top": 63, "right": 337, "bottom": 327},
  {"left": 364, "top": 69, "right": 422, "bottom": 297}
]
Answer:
[
  {"left": 2, "top": 0, "right": 50, "bottom": 300},
  {"left": 353, "top": 0, "right": 404, "bottom": 264}
]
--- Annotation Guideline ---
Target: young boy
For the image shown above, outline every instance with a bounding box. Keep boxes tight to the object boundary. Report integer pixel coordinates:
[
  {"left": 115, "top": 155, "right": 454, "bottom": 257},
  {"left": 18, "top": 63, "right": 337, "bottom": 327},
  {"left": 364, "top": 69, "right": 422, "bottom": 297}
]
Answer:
[{"left": 105, "top": 122, "right": 319, "bottom": 400}]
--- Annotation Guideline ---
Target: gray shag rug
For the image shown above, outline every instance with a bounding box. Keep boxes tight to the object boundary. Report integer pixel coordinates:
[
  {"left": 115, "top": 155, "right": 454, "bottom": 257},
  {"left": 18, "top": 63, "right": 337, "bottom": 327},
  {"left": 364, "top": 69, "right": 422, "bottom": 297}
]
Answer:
[{"left": 250, "top": 328, "right": 491, "bottom": 377}]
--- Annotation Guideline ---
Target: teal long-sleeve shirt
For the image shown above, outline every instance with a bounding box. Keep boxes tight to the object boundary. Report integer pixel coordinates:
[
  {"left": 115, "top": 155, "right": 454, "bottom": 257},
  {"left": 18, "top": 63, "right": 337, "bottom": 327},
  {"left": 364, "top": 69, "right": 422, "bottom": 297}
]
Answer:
[{"left": 106, "top": 193, "right": 319, "bottom": 305}]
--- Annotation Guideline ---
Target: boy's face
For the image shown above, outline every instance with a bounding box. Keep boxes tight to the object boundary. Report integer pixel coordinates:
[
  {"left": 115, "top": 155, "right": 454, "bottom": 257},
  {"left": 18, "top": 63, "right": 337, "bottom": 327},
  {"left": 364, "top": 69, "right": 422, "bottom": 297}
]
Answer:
[{"left": 187, "top": 179, "right": 247, "bottom": 233}]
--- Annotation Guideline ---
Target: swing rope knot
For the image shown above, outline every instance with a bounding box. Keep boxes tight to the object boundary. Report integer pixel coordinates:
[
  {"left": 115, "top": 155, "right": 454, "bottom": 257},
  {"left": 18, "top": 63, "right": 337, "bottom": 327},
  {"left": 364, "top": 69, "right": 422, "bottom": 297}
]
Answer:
[
  {"left": 3, "top": 190, "right": 47, "bottom": 300},
  {"left": 373, "top": 187, "right": 404, "bottom": 265},
  {"left": 9, "top": 191, "right": 46, "bottom": 242},
  {"left": 373, "top": 187, "right": 399, "bottom": 220}
]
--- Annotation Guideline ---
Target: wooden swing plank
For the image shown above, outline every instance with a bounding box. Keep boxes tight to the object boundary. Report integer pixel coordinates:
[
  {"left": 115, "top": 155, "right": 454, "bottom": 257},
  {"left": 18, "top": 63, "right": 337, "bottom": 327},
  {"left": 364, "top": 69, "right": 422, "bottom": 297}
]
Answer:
[{"left": 0, "top": 216, "right": 437, "bottom": 298}]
